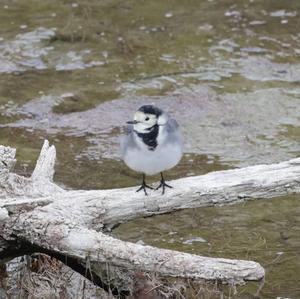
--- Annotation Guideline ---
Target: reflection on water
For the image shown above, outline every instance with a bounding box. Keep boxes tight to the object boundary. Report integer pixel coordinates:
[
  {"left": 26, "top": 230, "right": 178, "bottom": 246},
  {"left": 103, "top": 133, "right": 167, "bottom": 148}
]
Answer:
[
  {"left": 114, "top": 195, "right": 300, "bottom": 297},
  {"left": 0, "top": 0, "right": 300, "bottom": 297}
]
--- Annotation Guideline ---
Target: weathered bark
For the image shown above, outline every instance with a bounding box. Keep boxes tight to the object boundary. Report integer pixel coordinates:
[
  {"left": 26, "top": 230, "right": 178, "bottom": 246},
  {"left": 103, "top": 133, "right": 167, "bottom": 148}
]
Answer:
[
  {"left": 0, "top": 140, "right": 62, "bottom": 198},
  {"left": 3, "top": 140, "right": 300, "bottom": 295}
]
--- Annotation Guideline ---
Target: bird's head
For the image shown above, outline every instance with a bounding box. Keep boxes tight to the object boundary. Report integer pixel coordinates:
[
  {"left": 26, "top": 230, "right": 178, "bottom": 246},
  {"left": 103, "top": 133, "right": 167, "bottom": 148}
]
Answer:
[{"left": 127, "top": 105, "right": 168, "bottom": 133}]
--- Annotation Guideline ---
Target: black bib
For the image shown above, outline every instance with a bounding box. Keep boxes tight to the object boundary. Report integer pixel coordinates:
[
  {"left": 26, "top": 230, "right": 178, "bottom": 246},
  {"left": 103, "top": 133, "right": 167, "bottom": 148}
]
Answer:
[{"left": 135, "top": 124, "right": 159, "bottom": 151}]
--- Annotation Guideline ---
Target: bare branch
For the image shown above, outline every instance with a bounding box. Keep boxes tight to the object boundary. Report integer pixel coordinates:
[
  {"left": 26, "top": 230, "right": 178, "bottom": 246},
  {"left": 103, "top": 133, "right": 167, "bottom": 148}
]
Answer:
[{"left": 6, "top": 141, "right": 300, "bottom": 293}]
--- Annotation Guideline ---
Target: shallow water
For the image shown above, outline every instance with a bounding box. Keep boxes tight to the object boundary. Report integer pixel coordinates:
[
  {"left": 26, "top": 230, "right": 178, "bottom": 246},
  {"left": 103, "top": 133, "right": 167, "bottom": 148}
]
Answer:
[{"left": 0, "top": 0, "right": 300, "bottom": 297}]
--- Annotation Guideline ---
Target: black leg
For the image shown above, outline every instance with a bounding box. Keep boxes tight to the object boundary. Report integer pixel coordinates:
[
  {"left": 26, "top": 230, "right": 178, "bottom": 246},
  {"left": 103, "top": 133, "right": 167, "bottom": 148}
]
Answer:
[
  {"left": 136, "top": 174, "right": 153, "bottom": 195},
  {"left": 155, "top": 172, "right": 173, "bottom": 195}
]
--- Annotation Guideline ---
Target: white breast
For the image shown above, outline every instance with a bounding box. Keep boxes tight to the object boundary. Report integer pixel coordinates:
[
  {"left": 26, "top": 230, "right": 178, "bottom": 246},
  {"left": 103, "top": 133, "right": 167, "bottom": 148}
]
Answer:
[{"left": 123, "top": 127, "right": 183, "bottom": 175}]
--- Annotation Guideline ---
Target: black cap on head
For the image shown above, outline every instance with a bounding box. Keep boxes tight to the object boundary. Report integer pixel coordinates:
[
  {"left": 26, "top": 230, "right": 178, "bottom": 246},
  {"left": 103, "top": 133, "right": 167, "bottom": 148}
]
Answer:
[{"left": 138, "top": 105, "right": 162, "bottom": 116}]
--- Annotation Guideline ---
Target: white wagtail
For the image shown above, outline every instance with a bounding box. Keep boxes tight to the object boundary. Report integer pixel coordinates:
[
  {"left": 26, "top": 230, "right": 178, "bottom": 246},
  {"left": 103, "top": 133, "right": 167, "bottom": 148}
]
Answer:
[{"left": 121, "top": 105, "right": 183, "bottom": 195}]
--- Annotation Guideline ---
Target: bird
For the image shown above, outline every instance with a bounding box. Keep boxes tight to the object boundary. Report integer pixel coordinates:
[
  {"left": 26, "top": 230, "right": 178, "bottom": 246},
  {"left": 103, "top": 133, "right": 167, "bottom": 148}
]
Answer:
[{"left": 120, "top": 105, "right": 183, "bottom": 195}]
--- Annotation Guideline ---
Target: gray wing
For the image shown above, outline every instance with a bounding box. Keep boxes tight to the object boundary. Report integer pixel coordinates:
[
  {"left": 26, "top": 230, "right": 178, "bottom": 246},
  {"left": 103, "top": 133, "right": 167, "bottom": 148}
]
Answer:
[
  {"left": 165, "top": 118, "right": 183, "bottom": 146},
  {"left": 120, "top": 124, "right": 135, "bottom": 157},
  {"left": 125, "top": 124, "right": 134, "bottom": 134},
  {"left": 165, "top": 118, "right": 179, "bottom": 133}
]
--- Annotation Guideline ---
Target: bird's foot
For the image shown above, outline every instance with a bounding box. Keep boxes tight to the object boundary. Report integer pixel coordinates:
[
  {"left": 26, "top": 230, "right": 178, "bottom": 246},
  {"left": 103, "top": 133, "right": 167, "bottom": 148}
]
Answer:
[
  {"left": 136, "top": 182, "right": 153, "bottom": 196},
  {"left": 156, "top": 180, "right": 173, "bottom": 195}
]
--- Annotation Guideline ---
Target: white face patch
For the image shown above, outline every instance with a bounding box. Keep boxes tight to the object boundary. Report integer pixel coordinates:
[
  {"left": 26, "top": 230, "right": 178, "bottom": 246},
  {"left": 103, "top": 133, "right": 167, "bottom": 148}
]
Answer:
[
  {"left": 157, "top": 113, "right": 168, "bottom": 125},
  {"left": 133, "top": 111, "right": 158, "bottom": 133}
]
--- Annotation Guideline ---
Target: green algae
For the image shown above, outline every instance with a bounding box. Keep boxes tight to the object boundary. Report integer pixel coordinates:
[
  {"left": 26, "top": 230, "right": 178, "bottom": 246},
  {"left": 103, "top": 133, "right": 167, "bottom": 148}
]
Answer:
[{"left": 0, "top": 0, "right": 300, "bottom": 297}]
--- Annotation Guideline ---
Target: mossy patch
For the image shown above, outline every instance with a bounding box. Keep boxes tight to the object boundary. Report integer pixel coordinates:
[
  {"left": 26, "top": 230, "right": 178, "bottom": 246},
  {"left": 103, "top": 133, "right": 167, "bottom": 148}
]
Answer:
[{"left": 52, "top": 89, "right": 120, "bottom": 114}]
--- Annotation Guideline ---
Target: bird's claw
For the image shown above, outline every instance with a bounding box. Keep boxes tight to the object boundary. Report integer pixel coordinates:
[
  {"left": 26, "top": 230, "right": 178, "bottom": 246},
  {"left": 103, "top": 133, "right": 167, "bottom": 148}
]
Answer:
[
  {"left": 136, "top": 182, "right": 153, "bottom": 196},
  {"left": 156, "top": 180, "right": 173, "bottom": 195}
]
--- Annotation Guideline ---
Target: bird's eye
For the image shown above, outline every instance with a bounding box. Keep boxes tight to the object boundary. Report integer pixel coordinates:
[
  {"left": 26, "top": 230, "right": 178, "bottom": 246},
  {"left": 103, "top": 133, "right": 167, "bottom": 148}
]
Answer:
[{"left": 145, "top": 117, "right": 149, "bottom": 121}]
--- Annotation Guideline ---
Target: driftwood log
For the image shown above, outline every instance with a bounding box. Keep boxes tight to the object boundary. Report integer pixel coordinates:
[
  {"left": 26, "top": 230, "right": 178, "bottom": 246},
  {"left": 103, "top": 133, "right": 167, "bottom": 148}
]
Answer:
[{"left": 1, "top": 140, "right": 300, "bottom": 296}]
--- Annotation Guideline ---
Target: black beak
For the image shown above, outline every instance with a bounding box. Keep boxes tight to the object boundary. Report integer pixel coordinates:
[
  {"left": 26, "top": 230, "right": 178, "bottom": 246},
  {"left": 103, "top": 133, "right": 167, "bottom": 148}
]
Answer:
[{"left": 126, "top": 120, "right": 138, "bottom": 124}]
